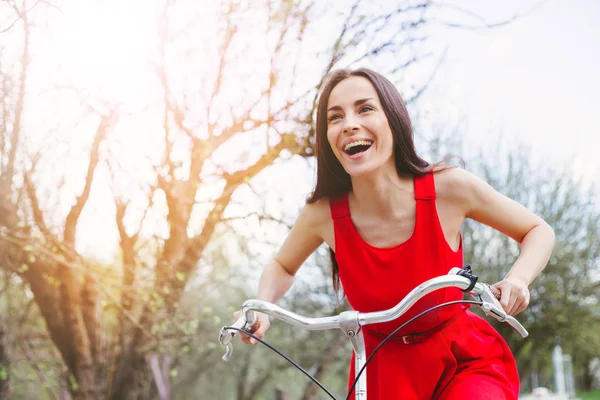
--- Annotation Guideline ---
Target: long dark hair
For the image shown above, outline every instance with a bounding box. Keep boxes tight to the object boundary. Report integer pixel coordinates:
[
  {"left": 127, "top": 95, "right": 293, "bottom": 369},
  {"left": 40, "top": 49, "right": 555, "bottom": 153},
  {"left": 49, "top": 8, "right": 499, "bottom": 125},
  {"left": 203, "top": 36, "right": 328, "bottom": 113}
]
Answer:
[{"left": 306, "top": 68, "right": 432, "bottom": 292}]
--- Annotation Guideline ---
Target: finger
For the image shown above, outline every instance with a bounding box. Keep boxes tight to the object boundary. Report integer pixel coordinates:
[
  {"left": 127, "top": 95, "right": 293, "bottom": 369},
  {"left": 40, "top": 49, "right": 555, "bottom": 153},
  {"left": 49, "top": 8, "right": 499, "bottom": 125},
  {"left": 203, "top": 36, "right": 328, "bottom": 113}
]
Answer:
[
  {"left": 249, "top": 331, "right": 261, "bottom": 345},
  {"left": 513, "top": 293, "right": 530, "bottom": 316},
  {"left": 507, "top": 295, "right": 520, "bottom": 316},
  {"left": 510, "top": 284, "right": 530, "bottom": 315},
  {"left": 240, "top": 335, "right": 252, "bottom": 344},
  {"left": 510, "top": 298, "right": 525, "bottom": 316},
  {"left": 238, "top": 321, "right": 259, "bottom": 344},
  {"left": 250, "top": 323, "right": 268, "bottom": 345},
  {"left": 509, "top": 287, "right": 525, "bottom": 315},
  {"left": 498, "top": 284, "right": 511, "bottom": 311},
  {"left": 241, "top": 325, "right": 259, "bottom": 344}
]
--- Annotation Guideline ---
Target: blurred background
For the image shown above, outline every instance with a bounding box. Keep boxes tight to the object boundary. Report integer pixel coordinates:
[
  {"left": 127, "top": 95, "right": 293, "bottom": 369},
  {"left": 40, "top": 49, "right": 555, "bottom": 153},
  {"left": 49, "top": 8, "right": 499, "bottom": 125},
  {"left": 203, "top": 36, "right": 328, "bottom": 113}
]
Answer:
[{"left": 0, "top": 0, "right": 598, "bottom": 399}]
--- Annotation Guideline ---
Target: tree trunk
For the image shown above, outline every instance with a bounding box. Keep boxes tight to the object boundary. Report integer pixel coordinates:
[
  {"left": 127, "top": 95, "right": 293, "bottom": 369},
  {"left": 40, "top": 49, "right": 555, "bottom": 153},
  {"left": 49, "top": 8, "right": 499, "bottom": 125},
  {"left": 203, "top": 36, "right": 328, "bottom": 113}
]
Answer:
[
  {"left": 582, "top": 355, "right": 597, "bottom": 391},
  {"left": 110, "top": 344, "right": 154, "bottom": 400},
  {"left": 274, "top": 388, "right": 290, "bottom": 400},
  {"left": 150, "top": 354, "right": 172, "bottom": 400},
  {"left": 301, "top": 333, "right": 347, "bottom": 400},
  {"left": 0, "top": 315, "right": 11, "bottom": 400}
]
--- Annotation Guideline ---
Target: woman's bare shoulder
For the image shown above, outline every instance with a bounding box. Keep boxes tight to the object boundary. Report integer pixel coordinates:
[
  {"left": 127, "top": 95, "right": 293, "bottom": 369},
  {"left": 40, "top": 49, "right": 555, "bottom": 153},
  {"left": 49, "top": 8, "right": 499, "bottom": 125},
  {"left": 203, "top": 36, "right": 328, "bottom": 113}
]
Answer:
[
  {"left": 432, "top": 166, "right": 479, "bottom": 206},
  {"left": 301, "top": 197, "right": 332, "bottom": 225}
]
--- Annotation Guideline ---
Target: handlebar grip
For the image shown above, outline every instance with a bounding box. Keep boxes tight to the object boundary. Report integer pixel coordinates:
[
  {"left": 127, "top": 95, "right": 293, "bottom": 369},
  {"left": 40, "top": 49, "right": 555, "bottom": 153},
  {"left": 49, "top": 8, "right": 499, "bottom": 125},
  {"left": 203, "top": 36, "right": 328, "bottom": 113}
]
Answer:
[
  {"left": 487, "top": 285, "right": 501, "bottom": 300},
  {"left": 246, "top": 318, "right": 260, "bottom": 334}
]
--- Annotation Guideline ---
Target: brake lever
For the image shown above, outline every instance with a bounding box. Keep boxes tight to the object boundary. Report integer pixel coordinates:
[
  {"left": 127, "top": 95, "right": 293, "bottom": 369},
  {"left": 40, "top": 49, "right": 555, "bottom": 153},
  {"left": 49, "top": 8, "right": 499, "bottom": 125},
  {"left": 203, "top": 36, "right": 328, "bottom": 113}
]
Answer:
[
  {"left": 478, "top": 284, "right": 505, "bottom": 319},
  {"left": 476, "top": 284, "right": 529, "bottom": 338},
  {"left": 218, "top": 311, "right": 258, "bottom": 361}
]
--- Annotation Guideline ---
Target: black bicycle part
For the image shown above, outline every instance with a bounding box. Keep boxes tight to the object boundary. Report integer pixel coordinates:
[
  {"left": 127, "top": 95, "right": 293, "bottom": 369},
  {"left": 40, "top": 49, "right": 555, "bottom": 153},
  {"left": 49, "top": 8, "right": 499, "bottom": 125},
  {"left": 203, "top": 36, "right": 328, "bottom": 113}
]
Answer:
[
  {"left": 345, "top": 300, "right": 483, "bottom": 400},
  {"left": 222, "top": 327, "right": 338, "bottom": 400},
  {"left": 456, "top": 264, "right": 478, "bottom": 292}
]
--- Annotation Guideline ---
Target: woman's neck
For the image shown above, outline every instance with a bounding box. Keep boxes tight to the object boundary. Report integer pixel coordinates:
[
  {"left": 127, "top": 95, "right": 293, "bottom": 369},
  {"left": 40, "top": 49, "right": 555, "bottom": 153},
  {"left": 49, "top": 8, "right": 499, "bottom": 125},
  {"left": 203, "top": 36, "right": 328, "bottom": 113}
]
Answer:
[{"left": 349, "top": 166, "right": 414, "bottom": 218}]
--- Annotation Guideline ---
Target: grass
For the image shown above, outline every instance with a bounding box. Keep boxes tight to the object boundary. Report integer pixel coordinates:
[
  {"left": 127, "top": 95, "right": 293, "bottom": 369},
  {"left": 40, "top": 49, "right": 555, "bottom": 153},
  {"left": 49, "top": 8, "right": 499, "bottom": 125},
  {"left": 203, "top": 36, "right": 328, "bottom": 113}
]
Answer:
[{"left": 578, "top": 391, "right": 600, "bottom": 400}]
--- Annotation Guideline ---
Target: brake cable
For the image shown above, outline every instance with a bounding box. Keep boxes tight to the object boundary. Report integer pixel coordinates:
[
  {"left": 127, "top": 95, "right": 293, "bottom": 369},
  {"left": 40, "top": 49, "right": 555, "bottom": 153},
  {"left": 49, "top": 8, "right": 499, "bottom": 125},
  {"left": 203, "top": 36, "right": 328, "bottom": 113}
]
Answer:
[
  {"left": 345, "top": 300, "right": 483, "bottom": 400},
  {"left": 223, "top": 326, "right": 338, "bottom": 400},
  {"left": 224, "top": 299, "right": 483, "bottom": 400}
]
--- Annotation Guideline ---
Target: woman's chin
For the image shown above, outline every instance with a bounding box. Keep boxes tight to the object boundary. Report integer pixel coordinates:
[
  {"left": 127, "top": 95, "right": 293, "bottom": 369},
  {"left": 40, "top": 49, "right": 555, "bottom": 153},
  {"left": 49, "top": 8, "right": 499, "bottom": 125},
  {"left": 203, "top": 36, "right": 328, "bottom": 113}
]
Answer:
[
  {"left": 343, "top": 158, "right": 395, "bottom": 179},
  {"left": 344, "top": 164, "right": 378, "bottom": 178}
]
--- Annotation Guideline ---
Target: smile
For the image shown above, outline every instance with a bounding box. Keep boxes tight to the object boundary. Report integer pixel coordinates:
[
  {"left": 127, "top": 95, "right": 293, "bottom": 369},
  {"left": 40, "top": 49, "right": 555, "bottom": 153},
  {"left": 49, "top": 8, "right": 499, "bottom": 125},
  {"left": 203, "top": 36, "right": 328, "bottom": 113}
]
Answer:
[{"left": 343, "top": 140, "right": 373, "bottom": 156}]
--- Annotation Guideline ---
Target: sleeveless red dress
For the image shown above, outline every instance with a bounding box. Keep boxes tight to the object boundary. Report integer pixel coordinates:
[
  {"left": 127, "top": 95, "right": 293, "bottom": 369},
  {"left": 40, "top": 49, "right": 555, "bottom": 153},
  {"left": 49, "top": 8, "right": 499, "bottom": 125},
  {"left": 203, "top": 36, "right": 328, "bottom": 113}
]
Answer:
[{"left": 329, "top": 172, "right": 520, "bottom": 400}]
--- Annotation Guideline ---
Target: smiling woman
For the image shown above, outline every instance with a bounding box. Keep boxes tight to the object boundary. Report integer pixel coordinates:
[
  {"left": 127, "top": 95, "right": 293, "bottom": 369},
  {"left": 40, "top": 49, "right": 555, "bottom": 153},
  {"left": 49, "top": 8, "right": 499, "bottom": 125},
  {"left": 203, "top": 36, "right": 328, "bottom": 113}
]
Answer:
[{"left": 238, "top": 67, "right": 556, "bottom": 400}]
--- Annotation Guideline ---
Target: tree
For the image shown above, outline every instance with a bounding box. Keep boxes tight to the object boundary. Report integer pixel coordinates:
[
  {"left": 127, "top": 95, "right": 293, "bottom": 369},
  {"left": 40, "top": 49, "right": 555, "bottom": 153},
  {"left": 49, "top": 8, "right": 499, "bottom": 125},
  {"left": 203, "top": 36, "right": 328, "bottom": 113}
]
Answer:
[
  {"left": 0, "top": 313, "right": 10, "bottom": 399},
  {"left": 1, "top": 0, "right": 467, "bottom": 398},
  {"left": 461, "top": 148, "right": 600, "bottom": 391}
]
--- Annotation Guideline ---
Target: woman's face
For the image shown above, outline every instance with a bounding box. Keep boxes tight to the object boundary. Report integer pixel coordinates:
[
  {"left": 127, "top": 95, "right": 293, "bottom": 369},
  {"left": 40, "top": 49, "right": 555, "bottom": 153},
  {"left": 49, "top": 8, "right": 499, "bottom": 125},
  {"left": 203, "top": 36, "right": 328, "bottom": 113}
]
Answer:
[{"left": 326, "top": 76, "right": 395, "bottom": 177}]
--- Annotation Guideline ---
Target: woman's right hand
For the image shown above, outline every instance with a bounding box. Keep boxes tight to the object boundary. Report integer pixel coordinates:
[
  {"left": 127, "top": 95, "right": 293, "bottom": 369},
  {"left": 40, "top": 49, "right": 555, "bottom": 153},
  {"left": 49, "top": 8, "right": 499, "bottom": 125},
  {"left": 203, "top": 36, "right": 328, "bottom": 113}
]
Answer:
[{"left": 233, "top": 310, "right": 271, "bottom": 345}]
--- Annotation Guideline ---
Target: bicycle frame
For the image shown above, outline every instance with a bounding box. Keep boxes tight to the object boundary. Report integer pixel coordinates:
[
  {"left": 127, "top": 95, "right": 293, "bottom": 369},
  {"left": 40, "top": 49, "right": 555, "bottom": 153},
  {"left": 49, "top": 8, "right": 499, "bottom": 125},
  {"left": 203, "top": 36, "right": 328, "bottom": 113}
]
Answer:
[{"left": 219, "top": 268, "right": 528, "bottom": 400}]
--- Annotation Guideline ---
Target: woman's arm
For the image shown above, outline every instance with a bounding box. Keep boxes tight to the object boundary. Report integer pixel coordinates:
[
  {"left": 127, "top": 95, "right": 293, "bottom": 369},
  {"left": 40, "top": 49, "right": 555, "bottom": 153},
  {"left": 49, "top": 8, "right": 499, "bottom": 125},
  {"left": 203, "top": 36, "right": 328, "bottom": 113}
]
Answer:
[
  {"left": 453, "top": 168, "right": 556, "bottom": 315},
  {"left": 237, "top": 199, "right": 330, "bottom": 343}
]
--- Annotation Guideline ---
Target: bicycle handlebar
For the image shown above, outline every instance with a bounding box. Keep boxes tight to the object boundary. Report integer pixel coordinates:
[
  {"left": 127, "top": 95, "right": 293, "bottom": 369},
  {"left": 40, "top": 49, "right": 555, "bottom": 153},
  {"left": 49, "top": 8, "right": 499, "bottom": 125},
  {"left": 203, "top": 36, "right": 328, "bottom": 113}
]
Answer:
[{"left": 219, "top": 269, "right": 528, "bottom": 361}]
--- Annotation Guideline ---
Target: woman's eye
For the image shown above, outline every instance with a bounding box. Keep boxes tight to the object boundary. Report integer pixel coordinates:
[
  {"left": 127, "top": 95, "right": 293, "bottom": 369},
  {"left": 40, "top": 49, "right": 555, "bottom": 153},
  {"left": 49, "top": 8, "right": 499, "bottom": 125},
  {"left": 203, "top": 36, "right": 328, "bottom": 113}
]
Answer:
[
  {"left": 360, "top": 106, "right": 374, "bottom": 113},
  {"left": 328, "top": 114, "right": 341, "bottom": 122}
]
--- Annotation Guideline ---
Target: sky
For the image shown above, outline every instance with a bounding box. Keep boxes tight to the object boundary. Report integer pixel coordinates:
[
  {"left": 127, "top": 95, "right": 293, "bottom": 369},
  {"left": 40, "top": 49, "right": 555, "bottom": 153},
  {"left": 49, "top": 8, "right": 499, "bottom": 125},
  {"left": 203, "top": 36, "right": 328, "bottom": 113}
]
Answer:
[
  {"left": 5, "top": 0, "right": 598, "bottom": 262},
  {"left": 418, "top": 0, "right": 600, "bottom": 186}
]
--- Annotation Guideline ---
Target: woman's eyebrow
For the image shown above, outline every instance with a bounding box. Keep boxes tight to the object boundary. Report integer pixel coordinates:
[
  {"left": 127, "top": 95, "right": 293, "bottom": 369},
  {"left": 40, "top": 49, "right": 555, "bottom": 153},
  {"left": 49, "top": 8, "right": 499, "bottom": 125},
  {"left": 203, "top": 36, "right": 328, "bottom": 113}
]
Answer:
[{"left": 327, "top": 98, "right": 374, "bottom": 112}]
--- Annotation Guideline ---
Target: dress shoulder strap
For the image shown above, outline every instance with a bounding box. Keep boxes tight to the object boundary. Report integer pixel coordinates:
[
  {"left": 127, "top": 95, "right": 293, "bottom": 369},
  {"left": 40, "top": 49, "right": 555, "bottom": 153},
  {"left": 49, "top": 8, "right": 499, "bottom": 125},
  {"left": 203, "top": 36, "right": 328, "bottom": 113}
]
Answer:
[
  {"left": 414, "top": 172, "right": 436, "bottom": 200},
  {"left": 329, "top": 192, "right": 351, "bottom": 219}
]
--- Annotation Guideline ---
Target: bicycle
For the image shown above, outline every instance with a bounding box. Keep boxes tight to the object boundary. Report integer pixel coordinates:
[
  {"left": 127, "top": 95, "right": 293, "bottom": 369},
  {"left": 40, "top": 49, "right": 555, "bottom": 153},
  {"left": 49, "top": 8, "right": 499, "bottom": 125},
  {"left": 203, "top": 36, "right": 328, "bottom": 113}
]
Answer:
[{"left": 219, "top": 266, "right": 529, "bottom": 400}]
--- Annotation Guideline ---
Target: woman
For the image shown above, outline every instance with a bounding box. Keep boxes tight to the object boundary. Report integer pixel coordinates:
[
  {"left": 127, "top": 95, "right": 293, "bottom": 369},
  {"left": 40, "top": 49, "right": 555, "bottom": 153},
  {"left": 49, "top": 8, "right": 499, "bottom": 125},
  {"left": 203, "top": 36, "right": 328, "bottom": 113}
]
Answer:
[{"left": 236, "top": 68, "right": 555, "bottom": 399}]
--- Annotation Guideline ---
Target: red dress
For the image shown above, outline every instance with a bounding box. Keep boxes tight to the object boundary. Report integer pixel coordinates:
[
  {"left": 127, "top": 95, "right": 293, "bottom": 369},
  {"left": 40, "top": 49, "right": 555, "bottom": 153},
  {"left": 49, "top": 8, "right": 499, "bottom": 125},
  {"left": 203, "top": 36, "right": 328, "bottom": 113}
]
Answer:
[{"left": 329, "top": 172, "right": 520, "bottom": 400}]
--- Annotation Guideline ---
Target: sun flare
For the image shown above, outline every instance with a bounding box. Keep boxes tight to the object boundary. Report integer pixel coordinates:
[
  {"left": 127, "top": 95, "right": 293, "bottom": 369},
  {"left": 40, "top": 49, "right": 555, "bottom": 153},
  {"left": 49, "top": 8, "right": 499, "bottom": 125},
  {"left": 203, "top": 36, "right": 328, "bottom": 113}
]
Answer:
[{"left": 51, "top": 0, "right": 159, "bottom": 103}]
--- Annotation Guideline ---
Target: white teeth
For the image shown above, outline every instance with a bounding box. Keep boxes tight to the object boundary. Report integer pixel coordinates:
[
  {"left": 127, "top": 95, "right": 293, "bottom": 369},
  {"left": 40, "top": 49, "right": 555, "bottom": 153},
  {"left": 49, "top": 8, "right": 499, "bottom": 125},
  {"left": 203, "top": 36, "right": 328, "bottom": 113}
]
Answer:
[{"left": 343, "top": 140, "right": 373, "bottom": 152}]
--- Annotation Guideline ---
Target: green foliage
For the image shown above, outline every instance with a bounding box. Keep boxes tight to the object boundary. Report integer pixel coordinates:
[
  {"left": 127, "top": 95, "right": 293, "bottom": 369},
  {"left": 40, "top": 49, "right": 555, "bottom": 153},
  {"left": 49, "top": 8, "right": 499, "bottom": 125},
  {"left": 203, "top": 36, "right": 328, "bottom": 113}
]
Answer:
[
  {"left": 462, "top": 149, "right": 600, "bottom": 391},
  {"left": 167, "top": 232, "right": 350, "bottom": 400}
]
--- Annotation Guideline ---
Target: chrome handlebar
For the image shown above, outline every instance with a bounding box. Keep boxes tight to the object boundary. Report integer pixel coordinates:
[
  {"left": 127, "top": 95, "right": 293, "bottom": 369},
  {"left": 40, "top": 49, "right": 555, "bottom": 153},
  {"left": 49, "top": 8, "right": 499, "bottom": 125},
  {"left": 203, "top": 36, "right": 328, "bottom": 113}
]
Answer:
[{"left": 219, "top": 269, "right": 528, "bottom": 361}]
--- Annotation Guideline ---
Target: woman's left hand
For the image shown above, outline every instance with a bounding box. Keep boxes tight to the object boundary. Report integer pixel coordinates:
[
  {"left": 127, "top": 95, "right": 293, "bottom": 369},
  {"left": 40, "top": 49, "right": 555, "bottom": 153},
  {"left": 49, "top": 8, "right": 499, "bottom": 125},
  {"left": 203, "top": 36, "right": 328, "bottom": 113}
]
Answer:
[{"left": 492, "top": 276, "right": 531, "bottom": 316}]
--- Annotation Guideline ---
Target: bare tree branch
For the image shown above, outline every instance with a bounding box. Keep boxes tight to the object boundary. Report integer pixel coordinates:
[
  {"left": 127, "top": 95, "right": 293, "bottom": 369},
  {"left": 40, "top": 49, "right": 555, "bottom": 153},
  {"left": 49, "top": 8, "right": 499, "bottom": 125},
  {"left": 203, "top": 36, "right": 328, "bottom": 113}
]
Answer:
[
  {"left": 429, "top": 0, "right": 548, "bottom": 30},
  {"left": 220, "top": 211, "right": 292, "bottom": 229},
  {"left": 4, "top": 0, "right": 29, "bottom": 183},
  {"left": 23, "top": 170, "right": 64, "bottom": 248},
  {"left": 63, "top": 111, "right": 113, "bottom": 246},
  {"left": 404, "top": 47, "right": 447, "bottom": 104},
  {"left": 349, "top": 36, "right": 426, "bottom": 67},
  {"left": 178, "top": 132, "right": 305, "bottom": 281},
  {"left": 0, "top": 0, "right": 58, "bottom": 33},
  {"left": 206, "top": 2, "right": 238, "bottom": 129}
]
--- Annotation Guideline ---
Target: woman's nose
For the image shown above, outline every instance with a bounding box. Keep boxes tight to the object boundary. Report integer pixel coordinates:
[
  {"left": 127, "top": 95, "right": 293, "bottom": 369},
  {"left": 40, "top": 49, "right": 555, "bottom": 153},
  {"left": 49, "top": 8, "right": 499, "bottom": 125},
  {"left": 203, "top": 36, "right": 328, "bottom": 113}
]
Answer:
[{"left": 342, "top": 114, "right": 360, "bottom": 133}]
